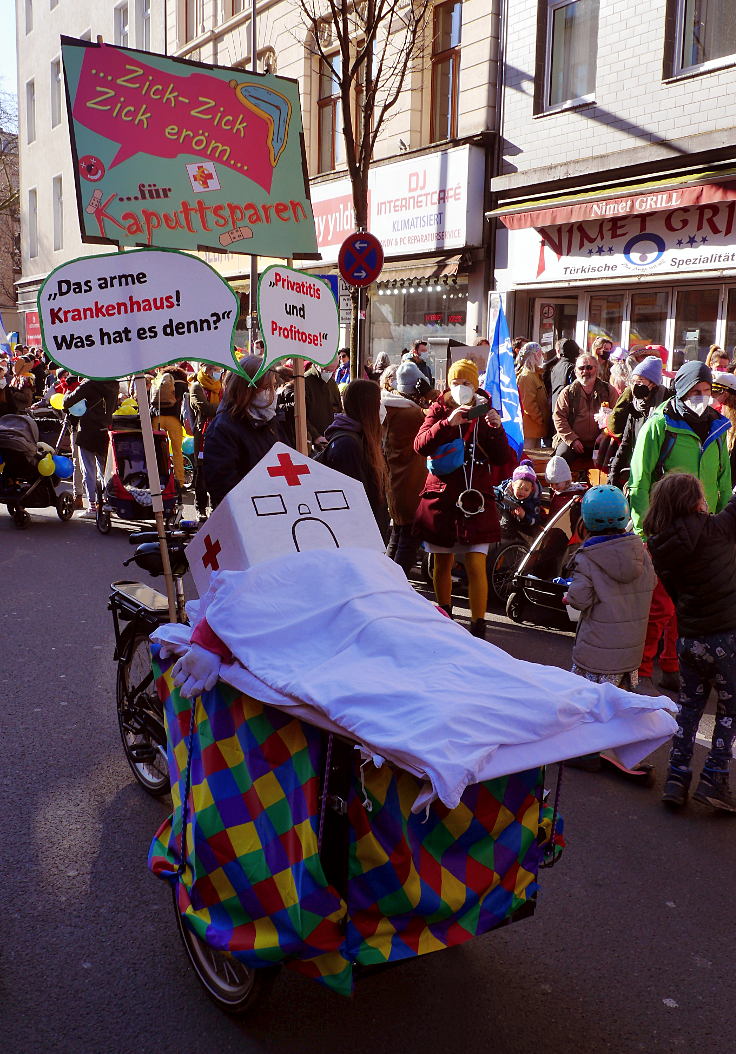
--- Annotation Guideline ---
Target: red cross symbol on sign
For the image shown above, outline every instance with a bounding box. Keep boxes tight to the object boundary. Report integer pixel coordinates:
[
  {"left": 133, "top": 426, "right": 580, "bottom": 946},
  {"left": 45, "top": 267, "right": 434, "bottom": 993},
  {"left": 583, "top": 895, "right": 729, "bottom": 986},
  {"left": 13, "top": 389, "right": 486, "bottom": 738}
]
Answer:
[
  {"left": 267, "top": 452, "right": 311, "bottom": 487},
  {"left": 202, "top": 534, "right": 222, "bottom": 571},
  {"left": 193, "top": 165, "right": 216, "bottom": 189}
]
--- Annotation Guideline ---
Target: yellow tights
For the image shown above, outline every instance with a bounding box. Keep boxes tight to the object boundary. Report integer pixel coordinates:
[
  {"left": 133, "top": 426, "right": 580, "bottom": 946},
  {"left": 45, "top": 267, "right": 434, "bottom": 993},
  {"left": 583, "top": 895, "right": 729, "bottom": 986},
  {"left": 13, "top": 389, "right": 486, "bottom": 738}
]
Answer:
[{"left": 432, "top": 551, "right": 488, "bottom": 621}]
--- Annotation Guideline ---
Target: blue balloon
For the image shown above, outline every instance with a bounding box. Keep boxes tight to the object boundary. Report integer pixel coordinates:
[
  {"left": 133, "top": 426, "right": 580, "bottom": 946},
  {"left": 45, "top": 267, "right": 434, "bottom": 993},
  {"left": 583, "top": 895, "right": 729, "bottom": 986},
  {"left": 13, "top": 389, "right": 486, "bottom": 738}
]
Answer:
[
  {"left": 182, "top": 436, "right": 195, "bottom": 455},
  {"left": 52, "top": 455, "right": 74, "bottom": 479},
  {"left": 69, "top": 399, "right": 87, "bottom": 417}
]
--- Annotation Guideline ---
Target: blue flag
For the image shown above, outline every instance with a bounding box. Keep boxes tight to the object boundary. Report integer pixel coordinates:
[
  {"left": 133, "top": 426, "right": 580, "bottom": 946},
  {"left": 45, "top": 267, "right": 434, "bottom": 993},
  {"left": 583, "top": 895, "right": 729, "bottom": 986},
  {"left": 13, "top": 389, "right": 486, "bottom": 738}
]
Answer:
[{"left": 481, "top": 306, "right": 524, "bottom": 458}]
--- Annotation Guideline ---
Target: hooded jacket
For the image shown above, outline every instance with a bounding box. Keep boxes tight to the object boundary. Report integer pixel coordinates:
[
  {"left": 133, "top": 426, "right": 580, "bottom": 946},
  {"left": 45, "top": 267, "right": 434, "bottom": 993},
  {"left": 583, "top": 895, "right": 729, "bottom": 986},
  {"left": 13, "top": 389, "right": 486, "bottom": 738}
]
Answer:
[
  {"left": 567, "top": 533, "right": 656, "bottom": 675},
  {"left": 607, "top": 383, "right": 670, "bottom": 487},
  {"left": 63, "top": 379, "right": 120, "bottom": 457},
  {"left": 646, "top": 496, "right": 736, "bottom": 637},
  {"left": 381, "top": 389, "right": 426, "bottom": 524},
  {"left": 628, "top": 400, "right": 731, "bottom": 535},
  {"left": 322, "top": 413, "right": 389, "bottom": 537}
]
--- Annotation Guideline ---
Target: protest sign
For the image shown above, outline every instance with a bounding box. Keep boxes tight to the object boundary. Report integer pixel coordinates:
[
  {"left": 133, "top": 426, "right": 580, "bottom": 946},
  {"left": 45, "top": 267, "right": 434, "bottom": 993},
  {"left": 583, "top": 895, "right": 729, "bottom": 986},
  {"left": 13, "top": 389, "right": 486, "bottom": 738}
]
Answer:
[
  {"left": 61, "top": 37, "right": 319, "bottom": 259},
  {"left": 255, "top": 265, "right": 339, "bottom": 379},
  {"left": 38, "top": 248, "right": 242, "bottom": 379}
]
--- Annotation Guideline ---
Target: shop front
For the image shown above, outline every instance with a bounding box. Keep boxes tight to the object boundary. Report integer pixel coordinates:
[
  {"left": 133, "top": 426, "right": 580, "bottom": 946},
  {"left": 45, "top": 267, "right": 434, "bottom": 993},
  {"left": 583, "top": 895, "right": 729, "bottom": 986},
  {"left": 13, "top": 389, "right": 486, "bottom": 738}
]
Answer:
[
  {"left": 308, "top": 143, "right": 486, "bottom": 381},
  {"left": 494, "top": 169, "right": 736, "bottom": 370}
]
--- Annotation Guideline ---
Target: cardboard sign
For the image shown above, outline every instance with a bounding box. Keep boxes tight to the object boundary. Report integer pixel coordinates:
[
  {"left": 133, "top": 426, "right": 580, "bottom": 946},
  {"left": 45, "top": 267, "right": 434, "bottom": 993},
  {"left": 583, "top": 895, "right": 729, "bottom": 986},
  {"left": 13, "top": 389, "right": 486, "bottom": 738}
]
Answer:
[
  {"left": 255, "top": 265, "right": 339, "bottom": 378},
  {"left": 187, "top": 442, "right": 385, "bottom": 594},
  {"left": 37, "top": 248, "right": 242, "bottom": 379},
  {"left": 61, "top": 37, "right": 319, "bottom": 259}
]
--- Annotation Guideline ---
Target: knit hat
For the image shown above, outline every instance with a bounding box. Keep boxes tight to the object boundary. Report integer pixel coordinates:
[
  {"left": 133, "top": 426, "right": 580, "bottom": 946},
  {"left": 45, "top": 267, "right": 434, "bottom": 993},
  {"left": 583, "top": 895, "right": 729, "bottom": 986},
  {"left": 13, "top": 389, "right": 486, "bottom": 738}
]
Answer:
[
  {"left": 674, "top": 359, "right": 712, "bottom": 400},
  {"left": 512, "top": 459, "right": 537, "bottom": 484},
  {"left": 395, "top": 360, "right": 425, "bottom": 395},
  {"left": 447, "top": 358, "right": 479, "bottom": 387},
  {"left": 545, "top": 455, "right": 572, "bottom": 485},
  {"left": 631, "top": 355, "right": 663, "bottom": 386}
]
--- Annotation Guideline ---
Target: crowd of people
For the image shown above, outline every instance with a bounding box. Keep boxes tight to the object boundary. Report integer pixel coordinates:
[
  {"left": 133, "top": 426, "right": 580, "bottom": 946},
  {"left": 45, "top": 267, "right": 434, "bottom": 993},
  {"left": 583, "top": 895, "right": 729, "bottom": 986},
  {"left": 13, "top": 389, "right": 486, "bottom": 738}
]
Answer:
[{"left": 5, "top": 330, "right": 736, "bottom": 812}]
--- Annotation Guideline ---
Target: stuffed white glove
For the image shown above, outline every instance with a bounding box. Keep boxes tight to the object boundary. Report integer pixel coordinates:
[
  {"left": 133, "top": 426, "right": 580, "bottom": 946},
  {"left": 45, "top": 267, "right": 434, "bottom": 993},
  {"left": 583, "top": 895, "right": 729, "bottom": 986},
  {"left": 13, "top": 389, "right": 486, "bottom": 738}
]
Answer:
[{"left": 171, "top": 643, "right": 221, "bottom": 698}]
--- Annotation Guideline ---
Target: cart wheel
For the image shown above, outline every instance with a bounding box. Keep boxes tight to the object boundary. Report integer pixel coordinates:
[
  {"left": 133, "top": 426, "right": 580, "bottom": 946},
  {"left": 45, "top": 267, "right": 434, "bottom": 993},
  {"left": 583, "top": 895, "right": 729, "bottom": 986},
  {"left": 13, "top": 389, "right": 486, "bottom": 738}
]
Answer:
[
  {"left": 96, "top": 508, "right": 112, "bottom": 534},
  {"left": 173, "top": 890, "right": 279, "bottom": 1015},
  {"left": 56, "top": 493, "right": 74, "bottom": 521},
  {"left": 13, "top": 508, "right": 30, "bottom": 530},
  {"left": 488, "top": 542, "right": 528, "bottom": 604},
  {"left": 506, "top": 591, "right": 527, "bottom": 624}
]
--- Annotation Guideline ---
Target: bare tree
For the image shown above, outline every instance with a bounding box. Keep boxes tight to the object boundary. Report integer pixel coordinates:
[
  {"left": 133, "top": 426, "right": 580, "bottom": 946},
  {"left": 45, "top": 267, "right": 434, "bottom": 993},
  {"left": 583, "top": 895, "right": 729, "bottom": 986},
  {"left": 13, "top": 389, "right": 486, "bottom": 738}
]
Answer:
[
  {"left": 0, "top": 92, "right": 20, "bottom": 306},
  {"left": 298, "top": 0, "right": 433, "bottom": 366}
]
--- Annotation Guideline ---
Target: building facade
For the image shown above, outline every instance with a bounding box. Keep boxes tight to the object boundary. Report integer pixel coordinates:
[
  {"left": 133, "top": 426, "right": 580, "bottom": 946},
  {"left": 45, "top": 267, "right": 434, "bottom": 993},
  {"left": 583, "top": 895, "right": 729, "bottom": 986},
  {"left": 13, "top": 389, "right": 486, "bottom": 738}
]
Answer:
[{"left": 492, "top": 0, "right": 736, "bottom": 369}]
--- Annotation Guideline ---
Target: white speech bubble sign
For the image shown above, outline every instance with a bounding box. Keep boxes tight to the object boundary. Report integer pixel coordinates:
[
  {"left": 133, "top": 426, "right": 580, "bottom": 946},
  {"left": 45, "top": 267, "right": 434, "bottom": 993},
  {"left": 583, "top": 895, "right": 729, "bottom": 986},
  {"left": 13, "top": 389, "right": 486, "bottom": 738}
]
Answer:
[
  {"left": 254, "top": 265, "right": 339, "bottom": 380},
  {"left": 38, "top": 248, "right": 244, "bottom": 379}
]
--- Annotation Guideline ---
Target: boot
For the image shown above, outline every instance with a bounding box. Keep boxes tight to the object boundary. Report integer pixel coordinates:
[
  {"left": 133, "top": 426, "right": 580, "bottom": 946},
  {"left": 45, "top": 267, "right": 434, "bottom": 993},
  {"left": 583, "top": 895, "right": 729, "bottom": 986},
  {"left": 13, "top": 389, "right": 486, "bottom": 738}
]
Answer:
[
  {"left": 385, "top": 525, "right": 400, "bottom": 561},
  {"left": 659, "top": 670, "right": 681, "bottom": 693},
  {"left": 661, "top": 767, "right": 692, "bottom": 807},
  {"left": 469, "top": 618, "right": 486, "bottom": 639},
  {"left": 692, "top": 769, "right": 736, "bottom": 813},
  {"left": 438, "top": 603, "right": 454, "bottom": 620}
]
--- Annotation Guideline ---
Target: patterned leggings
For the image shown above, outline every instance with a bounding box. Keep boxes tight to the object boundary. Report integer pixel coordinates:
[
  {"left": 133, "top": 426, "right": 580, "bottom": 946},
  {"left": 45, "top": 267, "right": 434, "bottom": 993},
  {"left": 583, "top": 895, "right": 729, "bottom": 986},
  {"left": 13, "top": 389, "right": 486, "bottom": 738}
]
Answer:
[{"left": 670, "top": 632, "right": 736, "bottom": 774}]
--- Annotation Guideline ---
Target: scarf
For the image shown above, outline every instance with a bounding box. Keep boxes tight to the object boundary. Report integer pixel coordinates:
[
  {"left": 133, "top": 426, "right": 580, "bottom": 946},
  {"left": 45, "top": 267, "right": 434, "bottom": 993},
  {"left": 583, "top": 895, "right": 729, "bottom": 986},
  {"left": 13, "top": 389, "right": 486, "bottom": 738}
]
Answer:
[{"left": 197, "top": 368, "right": 223, "bottom": 403}]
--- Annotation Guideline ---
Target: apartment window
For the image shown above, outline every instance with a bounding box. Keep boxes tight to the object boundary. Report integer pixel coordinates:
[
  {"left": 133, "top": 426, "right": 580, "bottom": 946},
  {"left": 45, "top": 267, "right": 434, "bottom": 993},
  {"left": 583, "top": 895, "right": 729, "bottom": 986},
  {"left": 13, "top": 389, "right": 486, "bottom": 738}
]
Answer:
[
  {"left": 232, "top": 0, "right": 245, "bottom": 12},
  {"left": 52, "top": 176, "right": 63, "bottom": 251},
  {"left": 114, "top": 3, "right": 129, "bottom": 46},
  {"left": 185, "top": 0, "right": 204, "bottom": 41},
  {"left": 545, "top": 0, "right": 599, "bottom": 109},
  {"left": 50, "top": 58, "right": 62, "bottom": 127},
  {"left": 137, "top": 0, "right": 151, "bottom": 50},
  {"left": 25, "top": 80, "right": 35, "bottom": 144},
  {"left": 25, "top": 0, "right": 32, "bottom": 33},
  {"left": 677, "top": 0, "right": 736, "bottom": 71},
  {"left": 430, "top": 0, "right": 462, "bottom": 142},
  {"left": 317, "top": 54, "right": 344, "bottom": 173},
  {"left": 28, "top": 189, "right": 38, "bottom": 259}
]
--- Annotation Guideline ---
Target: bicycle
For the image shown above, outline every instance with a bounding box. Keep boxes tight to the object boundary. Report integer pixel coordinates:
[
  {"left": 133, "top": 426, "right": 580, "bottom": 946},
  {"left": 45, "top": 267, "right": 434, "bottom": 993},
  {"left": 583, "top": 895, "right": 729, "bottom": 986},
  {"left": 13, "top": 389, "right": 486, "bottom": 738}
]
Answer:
[{"left": 109, "top": 522, "right": 197, "bottom": 796}]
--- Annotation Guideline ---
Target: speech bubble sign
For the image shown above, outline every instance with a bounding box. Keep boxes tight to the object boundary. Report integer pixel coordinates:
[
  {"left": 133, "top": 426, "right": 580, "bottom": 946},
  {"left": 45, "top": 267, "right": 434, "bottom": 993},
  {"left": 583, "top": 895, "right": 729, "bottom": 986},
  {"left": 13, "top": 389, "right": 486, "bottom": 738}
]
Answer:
[
  {"left": 254, "top": 265, "right": 339, "bottom": 380},
  {"left": 38, "top": 248, "right": 244, "bottom": 379}
]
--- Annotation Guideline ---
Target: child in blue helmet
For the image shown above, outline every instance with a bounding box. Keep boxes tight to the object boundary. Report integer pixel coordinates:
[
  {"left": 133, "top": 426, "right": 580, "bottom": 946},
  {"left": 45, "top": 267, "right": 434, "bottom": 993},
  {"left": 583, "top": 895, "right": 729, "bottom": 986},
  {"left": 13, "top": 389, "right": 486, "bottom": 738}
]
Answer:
[{"left": 565, "top": 485, "right": 656, "bottom": 691}]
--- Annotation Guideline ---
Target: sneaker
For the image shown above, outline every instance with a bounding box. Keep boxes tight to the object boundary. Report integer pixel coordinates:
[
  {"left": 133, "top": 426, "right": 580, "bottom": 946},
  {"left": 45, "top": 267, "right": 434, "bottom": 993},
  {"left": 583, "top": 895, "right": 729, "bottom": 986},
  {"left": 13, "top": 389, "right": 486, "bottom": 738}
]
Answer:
[
  {"left": 659, "top": 670, "right": 680, "bottom": 692},
  {"left": 692, "top": 770, "right": 736, "bottom": 813},
  {"left": 661, "top": 768, "right": 692, "bottom": 807}
]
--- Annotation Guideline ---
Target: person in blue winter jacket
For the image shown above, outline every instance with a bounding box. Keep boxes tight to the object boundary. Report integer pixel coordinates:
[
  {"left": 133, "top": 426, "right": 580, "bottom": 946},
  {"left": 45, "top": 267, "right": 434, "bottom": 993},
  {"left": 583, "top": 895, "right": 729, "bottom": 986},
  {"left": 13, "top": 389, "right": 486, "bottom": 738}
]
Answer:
[{"left": 494, "top": 460, "right": 542, "bottom": 528}]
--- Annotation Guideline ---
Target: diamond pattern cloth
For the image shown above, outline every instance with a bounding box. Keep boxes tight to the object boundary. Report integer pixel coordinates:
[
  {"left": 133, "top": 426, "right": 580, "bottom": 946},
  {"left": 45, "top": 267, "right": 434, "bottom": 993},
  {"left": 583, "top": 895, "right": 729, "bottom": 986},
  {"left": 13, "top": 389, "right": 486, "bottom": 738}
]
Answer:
[{"left": 149, "top": 649, "right": 563, "bottom": 995}]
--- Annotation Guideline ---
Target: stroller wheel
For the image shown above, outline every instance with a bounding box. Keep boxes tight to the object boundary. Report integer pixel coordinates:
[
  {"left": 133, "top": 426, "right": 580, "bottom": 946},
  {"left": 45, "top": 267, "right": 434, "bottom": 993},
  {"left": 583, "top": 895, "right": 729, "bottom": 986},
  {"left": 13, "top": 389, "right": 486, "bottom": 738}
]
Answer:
[
  {"left": 182, "top": 454, "right": 195, "bottom": 491},
  {"left": 96, "top": 508, "right": 112, "bottom": 534},
  {"left": 13, "top": 507, "right": 30, "bottom": 530},
  {"left": 56, "top": 493, "right": 74, "bottom": 521},
  {"left": 488, "top": 542, "right": 528, "bottom": 605},
  {"left": 506, "top": 591, "right": 527, "bottom": 624}
]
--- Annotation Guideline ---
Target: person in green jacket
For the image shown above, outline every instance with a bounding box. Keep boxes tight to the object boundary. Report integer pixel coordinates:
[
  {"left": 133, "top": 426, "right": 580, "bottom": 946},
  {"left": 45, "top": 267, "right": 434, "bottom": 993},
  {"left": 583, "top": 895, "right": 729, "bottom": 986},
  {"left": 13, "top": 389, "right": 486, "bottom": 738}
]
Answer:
[{"left": 628, "top": 360, "right": 731, "bottom": 692}]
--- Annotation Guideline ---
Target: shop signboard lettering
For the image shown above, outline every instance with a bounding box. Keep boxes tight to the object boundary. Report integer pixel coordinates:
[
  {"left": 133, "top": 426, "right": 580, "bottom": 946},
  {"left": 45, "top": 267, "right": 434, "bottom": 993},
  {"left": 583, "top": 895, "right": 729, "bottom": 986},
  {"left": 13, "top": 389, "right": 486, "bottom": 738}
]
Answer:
[
  {"left": 505, "top": 200, "right": 736, "bottom": 285},
  {"left": 61, "top": 37, "right": 318, "bottom": 258},
  {"left": 447, "top": 313, "right": 465, "bottom": 325},
  {"left": 424, "top": 312, "right": 444, "bottom": 324}
]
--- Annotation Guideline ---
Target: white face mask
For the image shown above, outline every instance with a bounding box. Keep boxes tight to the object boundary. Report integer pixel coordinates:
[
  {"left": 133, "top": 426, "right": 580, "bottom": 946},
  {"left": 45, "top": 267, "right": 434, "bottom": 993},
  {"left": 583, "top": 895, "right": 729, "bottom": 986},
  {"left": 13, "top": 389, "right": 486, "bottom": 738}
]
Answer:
[
  {"left": 320, "top": 368, "right": 334, "bottom": 382},
  {"left": 450, "top": 382, "right": 475, "bottom": 406},
  {"left": 0, "top": 376, "right": 6, "bottom": 389},
  {"left": 684, "top": 394, "right": 712, "bottom": 416},
  {"left": 379, "top": 403, "right": 387, "bottom": 425},
  {"left": 417, "top": 349, "right": 430, "bottom": 362}
]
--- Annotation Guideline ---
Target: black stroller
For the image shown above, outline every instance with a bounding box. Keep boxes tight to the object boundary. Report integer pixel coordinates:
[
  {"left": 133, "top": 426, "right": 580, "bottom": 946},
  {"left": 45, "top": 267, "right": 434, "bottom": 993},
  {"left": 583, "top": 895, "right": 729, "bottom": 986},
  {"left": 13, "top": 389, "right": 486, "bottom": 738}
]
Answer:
[{"left": 0, "top": 414, "right": 74, "bottom": 529}]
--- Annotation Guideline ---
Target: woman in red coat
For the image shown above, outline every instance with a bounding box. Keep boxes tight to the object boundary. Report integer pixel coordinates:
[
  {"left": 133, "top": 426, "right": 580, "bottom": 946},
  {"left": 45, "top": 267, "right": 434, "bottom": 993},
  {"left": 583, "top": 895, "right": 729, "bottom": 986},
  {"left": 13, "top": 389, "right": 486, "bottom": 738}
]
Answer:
[{"left": 413, "top": 358, "right": 516, "bottom": 638}]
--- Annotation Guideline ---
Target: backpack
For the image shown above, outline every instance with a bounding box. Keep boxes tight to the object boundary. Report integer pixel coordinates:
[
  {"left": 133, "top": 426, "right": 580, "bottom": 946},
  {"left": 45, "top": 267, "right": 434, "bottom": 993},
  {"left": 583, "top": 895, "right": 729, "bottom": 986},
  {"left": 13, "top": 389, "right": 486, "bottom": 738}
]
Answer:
[{"left": 313, "top": 429, "right": 361, "bottom": 465}]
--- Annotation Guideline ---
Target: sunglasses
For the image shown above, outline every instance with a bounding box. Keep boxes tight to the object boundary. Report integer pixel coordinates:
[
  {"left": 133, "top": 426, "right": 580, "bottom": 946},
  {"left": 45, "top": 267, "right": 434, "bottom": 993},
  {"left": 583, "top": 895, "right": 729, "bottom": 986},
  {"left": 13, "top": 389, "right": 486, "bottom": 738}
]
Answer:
[{"left": 577, "top": 366, "right": 595, "bottom": 373}]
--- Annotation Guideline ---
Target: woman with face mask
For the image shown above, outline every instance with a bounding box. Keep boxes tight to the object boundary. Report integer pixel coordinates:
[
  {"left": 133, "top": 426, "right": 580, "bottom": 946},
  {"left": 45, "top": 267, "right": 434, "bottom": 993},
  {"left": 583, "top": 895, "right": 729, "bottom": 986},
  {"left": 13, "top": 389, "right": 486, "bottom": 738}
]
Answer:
[
  {"left": 189, "top": 362, "right": 225, "bottom": 519},
  {"left": 203, "top": 355, "right": 285, "bottom": 509},
  {"left": 412, "top": 358, "right": 516, "bottom": 639},
  {"left": 607, "top": 355, "right": 670, "bottom": 489},
  {"left": 516, "top": 341, "right": 550, "bottom": 448}
]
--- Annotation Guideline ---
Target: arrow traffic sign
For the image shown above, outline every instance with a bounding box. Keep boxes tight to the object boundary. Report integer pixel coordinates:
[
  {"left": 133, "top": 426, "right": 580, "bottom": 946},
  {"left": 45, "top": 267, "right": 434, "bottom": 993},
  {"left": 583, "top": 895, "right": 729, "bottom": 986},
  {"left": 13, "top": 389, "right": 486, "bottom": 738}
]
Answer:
[{"left": 338, "top": 231, "right": 384, "bottom": 287}]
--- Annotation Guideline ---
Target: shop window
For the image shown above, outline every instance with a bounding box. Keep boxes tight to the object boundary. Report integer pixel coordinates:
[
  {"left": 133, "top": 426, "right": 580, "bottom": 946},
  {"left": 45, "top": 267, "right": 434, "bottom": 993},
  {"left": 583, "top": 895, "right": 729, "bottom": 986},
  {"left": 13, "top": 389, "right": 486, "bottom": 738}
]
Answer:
[
  {"left": 724, "top": 288, "right": 736, "bottom": 356},
  {"left": 676, "top": 0, "right": 736, "bottom": 73},
  {"left": 430, "top": 1, "right": 462, "bottom": 142},
  {"left": 672, "top": 287, "right": 719, "bottom": 369},
  {"left": 544, "top": 0, "right": 599, "bottom": 110},
  {"left": 317, "top": 53, "right": 344, "bottom": 173},
  {"left": 628, "top": 291, "right": 669, "bottom": 354},
  {"left": 50, "top": 58, "right": 62, "bottom": 128},
  {"left": 587, "top": 295, "right": 623, "bottom": 351},
  {"left": 371, "top": 277, "right": 468, "bottom": 376}
]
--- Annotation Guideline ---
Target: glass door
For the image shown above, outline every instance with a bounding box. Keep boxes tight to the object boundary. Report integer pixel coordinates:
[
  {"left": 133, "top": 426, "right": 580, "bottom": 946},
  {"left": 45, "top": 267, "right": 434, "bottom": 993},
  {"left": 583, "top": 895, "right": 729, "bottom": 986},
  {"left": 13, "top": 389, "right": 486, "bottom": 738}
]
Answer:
[{"left": 533, "top": 298, "right": 578, "bottom": 356}]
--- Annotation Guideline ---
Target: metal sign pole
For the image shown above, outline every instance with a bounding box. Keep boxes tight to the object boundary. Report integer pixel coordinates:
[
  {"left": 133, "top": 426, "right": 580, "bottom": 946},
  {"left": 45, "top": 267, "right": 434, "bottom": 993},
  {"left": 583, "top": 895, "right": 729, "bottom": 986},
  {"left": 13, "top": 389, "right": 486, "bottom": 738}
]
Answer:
[{"left": 249, "top": 0, "right": 259, "bottom": 352}]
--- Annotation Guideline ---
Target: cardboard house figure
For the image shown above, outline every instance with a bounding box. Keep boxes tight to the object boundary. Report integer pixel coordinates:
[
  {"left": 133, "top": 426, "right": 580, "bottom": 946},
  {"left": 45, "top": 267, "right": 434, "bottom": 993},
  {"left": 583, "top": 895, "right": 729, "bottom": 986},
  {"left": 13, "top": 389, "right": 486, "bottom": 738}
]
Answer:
[{"left": 187, "top": 442, "right": 386, "bottom": 595}]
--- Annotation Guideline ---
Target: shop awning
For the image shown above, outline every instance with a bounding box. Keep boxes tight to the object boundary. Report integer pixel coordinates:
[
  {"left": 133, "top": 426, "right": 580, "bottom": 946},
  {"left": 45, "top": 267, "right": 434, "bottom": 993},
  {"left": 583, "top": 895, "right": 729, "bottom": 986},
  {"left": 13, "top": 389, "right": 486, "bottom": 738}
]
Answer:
[
  {"left": 491, "top": 165, "right": 736, "bottom": 230},
  {"left": 374, "top": 253, "right": 470, "bottom": 285}
]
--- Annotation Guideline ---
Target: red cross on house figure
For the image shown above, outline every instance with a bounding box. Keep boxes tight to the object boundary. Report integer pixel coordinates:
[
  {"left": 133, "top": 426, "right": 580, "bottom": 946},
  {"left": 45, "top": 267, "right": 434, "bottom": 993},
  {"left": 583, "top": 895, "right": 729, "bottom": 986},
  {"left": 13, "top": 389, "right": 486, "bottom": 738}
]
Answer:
[
  {"left": 202, "top": 534, "right": 222, "bottom": 571},
  {"left": 267, "top": 452, "right": 311, "bottom": 487}
]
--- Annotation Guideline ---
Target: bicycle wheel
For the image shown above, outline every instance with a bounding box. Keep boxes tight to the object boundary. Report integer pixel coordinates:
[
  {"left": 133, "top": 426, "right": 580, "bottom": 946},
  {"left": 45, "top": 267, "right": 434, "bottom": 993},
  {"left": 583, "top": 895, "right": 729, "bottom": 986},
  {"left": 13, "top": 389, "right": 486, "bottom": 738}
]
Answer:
[
  {"left": 173, "top": 890, "right": 278, "bottom": 1015},
  {"left": 488, "top": 542, "right": 528, "bottom": 604},
  {"left": 116, "top": 631, "right": 170, "bottom": 796}
]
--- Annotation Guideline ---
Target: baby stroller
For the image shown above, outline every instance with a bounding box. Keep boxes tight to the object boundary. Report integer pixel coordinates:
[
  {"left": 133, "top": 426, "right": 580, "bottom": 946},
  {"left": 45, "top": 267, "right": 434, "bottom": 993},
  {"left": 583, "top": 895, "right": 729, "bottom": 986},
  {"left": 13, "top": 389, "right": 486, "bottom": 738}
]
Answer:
[
  {"left": 505, "top": 494, "right": 587, "bottom": 630},
  {"left": 96, "top": 421, "right": 179, "bottom": 534},
  {"left": 31, "top": 404, "right": 73, "bottom": 455},
  {"left": 0, "top": 413, "right": 74, "bottom": 529},
  {"left": 486, "top": 488, "right": 544, "bottom": 606}
]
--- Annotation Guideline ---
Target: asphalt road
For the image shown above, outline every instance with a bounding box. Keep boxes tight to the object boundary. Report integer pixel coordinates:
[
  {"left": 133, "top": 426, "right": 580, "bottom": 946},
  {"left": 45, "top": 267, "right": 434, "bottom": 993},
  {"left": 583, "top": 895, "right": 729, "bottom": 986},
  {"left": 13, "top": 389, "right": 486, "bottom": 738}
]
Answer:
[{"left": 1, "top": 504, "right": 734, "bottom": 1054}]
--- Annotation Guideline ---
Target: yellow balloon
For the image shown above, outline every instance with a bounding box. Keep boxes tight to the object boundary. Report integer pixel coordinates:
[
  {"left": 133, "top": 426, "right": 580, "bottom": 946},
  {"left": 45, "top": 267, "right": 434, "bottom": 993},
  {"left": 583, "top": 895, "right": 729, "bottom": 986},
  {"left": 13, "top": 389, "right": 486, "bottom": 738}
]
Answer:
[
  {"left": 49, "top": 393, "right": 65, "bottom": 411},
  {"left": 38, "top": 453, "right": 55, "bottom": 476}
]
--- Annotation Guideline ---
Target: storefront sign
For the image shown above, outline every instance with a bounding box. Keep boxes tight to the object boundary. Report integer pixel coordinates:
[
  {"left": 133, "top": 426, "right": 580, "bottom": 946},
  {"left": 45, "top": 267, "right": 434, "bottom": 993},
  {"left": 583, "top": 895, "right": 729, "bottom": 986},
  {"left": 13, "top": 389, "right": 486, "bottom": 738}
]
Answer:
[
  {"left": 37, "top": 248, "right": 240, "bottom": 378},
  {"left": 24, "top": 310, "right": 41, "bottom": 343},
  {"left": 505, "top": 200, "right": 736, "bottom": 285},
  {"left": 424, "top": 312, "right": 444, "bottom": 324},
  {"left": 61, "top": 37, "right": 318, "bottom": 258},
  {"left": 310, "top": 145, "right": 484, "bottom": 265}
]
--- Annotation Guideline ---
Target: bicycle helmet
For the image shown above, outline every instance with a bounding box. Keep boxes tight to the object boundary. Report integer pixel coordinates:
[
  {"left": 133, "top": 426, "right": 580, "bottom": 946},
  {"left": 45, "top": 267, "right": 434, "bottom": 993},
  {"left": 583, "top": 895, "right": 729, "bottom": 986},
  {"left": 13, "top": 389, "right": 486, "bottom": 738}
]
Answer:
[{"left": 581, "top": 485, "right": 629, "bottom": 531}]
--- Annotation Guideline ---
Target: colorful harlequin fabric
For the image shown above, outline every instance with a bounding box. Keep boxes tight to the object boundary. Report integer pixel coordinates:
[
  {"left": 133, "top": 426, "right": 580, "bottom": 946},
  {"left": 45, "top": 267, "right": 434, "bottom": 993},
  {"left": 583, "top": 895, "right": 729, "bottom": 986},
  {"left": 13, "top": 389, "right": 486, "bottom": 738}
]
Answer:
[{"left": 149, "top": 648, "right": 563, "bottom": 995}]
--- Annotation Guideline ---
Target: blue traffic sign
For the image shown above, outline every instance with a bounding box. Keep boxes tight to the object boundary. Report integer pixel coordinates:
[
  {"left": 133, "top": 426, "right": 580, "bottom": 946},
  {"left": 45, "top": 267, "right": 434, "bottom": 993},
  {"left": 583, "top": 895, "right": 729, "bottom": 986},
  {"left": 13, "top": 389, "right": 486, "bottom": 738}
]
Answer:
[{"left": 338, "top": 231, "right": 384, "bottom": 287}]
